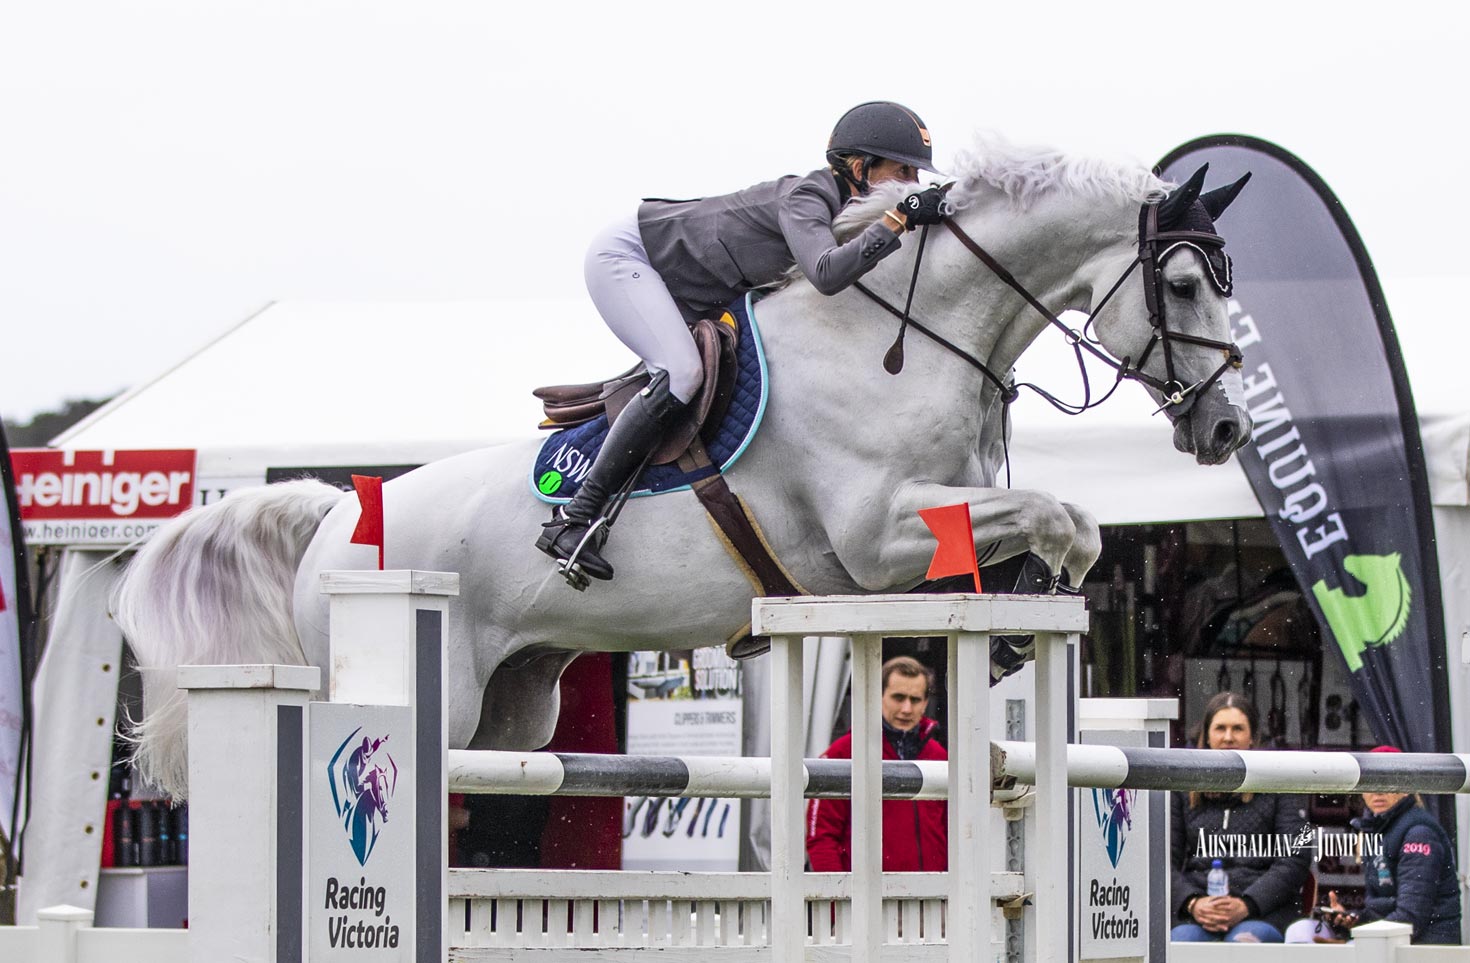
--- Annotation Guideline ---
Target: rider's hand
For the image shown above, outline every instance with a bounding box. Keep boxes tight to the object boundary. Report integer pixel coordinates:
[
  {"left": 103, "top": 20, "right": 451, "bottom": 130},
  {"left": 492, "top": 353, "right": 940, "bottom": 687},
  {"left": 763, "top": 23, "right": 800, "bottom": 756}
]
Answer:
[{"left": 899, "top": 186, "right": 948, "bottom": 229}]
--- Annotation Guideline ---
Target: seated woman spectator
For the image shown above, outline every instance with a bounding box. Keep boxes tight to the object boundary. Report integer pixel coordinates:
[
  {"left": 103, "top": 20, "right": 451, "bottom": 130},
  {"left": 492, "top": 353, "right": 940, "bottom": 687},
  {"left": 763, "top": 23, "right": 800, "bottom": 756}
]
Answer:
[
  {"left": 1171, "top": 692, "right": 1311, "bottom": 943},
  {"left": 1286, "top": 746, "right": 1462, "bottom": 945}
]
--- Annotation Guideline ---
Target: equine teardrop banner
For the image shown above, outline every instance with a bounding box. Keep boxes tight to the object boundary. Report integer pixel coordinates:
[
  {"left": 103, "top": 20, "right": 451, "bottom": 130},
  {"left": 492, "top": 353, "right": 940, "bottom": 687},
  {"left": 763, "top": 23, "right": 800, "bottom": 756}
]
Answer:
[{"left": 1158, "top": 136, "right": 1452, "bottom": 756}]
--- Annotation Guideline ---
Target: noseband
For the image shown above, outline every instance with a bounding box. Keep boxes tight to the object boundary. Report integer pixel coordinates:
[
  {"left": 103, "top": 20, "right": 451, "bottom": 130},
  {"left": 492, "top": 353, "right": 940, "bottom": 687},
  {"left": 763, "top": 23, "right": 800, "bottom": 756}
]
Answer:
[{"left": 856, "top": 198, "right": 1244, "bottom": 420}]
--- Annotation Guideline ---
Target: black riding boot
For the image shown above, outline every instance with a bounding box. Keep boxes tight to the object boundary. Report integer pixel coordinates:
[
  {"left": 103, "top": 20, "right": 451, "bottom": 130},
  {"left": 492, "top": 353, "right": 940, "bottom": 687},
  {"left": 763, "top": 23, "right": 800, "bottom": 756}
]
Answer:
[
  {"left": 536, "top": 374, "right": 688, "bottom": 582},
  {"left": 991, "top": 552, "right": 1080, "bottom": 685}
]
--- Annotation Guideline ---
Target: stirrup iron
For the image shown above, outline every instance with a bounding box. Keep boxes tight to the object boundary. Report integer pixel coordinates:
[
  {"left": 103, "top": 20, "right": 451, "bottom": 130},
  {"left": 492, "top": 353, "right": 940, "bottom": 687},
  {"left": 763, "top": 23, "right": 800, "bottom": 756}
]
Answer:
[{"left": 554, "top": 516, "right": 610, "bottom": 591}]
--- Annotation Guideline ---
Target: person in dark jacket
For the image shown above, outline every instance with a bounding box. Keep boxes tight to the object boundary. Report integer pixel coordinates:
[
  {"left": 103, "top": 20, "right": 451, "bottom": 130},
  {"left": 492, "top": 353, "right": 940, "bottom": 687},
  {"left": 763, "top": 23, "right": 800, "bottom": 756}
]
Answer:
[
  {"left": 1292, "top": 746, "right": 1462, "bottom": 945},
  {"left": 538, "top": 101, "right": 947, "bottom": 584},
  {"left": 1171, "top": 692, "right": 1311, "bottom": 942},
  {"left": 806, "top": 656, "right": 947, "bottom": 871}
]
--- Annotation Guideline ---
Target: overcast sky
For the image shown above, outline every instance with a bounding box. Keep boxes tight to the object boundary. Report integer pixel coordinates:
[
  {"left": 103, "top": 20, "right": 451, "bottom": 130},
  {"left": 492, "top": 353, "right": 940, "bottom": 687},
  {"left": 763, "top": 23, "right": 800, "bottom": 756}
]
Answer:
[{"left": 2, "top": 1, "right": 1465, "bottom": 421}]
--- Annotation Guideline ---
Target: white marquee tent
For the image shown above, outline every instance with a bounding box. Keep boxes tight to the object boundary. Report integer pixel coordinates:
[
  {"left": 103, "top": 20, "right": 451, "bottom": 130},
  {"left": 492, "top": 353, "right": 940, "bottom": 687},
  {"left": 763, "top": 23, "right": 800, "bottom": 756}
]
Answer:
[{"left": 18, "top": 278, "right": 1470, "bottom": 920}]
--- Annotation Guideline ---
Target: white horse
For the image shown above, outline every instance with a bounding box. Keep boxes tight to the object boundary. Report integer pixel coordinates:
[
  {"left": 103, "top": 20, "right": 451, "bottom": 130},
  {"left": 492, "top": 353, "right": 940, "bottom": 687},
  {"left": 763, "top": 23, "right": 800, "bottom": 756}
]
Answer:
[{"left": 116, "top": 137, "right": 1252, "bottom": 796}]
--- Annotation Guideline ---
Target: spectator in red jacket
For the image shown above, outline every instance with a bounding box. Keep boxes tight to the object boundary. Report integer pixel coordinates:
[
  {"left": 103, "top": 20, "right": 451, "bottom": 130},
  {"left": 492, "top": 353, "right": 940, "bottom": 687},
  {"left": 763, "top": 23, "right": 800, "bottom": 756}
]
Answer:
[{"left": 806, "top": 656, "right": 948, "bottom": 871}]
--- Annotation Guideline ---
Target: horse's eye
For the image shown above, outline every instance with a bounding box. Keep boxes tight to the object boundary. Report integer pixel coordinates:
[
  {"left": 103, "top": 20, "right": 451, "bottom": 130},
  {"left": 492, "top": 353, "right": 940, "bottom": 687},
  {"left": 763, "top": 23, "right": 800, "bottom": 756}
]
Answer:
[{"left": 1169, "top": 279, "right": 1197, "bottom": 299}]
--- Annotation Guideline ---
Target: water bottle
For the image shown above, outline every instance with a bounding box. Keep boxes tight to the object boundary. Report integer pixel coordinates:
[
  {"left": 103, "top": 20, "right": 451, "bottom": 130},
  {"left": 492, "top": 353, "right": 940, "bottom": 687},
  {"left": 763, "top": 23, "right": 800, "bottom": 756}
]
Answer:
[{"left": 1207, "top": 859, "right": 1229, "bottom": 897}]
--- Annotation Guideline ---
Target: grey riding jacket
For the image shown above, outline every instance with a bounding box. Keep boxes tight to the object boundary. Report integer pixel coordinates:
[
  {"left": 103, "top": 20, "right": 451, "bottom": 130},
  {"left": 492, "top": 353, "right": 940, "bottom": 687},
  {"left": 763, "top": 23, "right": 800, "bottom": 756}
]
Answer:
[{"left": 637, "top": 169, "right": 904, "bottom": 321}]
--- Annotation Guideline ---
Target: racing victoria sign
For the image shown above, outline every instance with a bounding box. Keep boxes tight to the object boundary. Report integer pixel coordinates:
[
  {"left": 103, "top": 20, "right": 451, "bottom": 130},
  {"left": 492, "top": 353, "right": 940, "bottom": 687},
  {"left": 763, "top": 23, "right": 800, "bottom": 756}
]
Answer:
[
  {"left": 309, "top": 703, "right": 415, "bottom": 957},
  {"left": 9, "top": 449, "right": 197, "bottom": 545}
]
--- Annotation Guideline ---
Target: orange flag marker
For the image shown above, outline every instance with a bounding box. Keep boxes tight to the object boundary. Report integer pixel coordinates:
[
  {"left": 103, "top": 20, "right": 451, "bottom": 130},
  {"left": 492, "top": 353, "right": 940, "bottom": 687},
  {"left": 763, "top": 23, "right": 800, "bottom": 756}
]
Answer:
[
  {"left": 350, "top": 475, "right": 385, "bottom": 570},
  {"left": 917, "top": 502, "right": 982, "bottom": 593}
]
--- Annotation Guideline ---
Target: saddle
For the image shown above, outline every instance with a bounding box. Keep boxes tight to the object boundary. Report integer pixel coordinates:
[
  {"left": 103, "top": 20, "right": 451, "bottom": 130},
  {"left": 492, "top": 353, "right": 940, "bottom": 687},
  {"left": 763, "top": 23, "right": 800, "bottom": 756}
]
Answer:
[
  {"left": 531, "top": 301, "right": 807, "bottom": 651},
  {"left": 533, "top": 315, "right": 740, "bottom": 465}
]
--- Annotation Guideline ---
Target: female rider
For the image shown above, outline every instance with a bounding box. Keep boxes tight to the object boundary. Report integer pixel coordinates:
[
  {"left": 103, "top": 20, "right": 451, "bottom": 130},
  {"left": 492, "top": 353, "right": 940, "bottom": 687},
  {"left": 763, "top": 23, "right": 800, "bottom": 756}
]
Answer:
[{"left": 538, "top": 101, "right": 948, "bottom": 582}]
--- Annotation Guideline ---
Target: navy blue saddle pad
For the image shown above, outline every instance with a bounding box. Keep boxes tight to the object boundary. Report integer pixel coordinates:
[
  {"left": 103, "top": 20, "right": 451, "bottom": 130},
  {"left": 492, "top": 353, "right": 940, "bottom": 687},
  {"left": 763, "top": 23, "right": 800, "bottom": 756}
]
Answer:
[{"left": 530, "top": 293, "right": 769, "bottom": 504}]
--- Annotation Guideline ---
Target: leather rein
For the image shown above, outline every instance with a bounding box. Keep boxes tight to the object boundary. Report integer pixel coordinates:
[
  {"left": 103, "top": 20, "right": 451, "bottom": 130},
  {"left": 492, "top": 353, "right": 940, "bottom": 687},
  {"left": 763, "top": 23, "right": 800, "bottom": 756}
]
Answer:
[{"left": 854, "top": 200, "right": 1244, "bottom": 420}]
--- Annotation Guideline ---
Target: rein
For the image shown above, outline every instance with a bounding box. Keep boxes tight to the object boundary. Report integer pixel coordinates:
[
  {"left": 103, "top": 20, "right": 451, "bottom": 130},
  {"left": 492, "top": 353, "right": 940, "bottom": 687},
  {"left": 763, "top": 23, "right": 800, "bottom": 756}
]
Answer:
[{"left": 855, "top": 199, "right": 1244, "bottom": 419}]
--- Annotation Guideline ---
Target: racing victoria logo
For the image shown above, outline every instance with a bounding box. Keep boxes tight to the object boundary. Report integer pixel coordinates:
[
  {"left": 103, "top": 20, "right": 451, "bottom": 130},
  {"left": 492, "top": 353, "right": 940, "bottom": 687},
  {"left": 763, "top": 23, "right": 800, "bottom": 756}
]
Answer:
[
  {"left": 326, "top": 727, "right": 398, "bottom": 866},
  {"left": 1091, "top": 787, "right": 1137, "bottom": 868},
  {"left": 1311, "top": 552, "right": 1412, "bottom": 672}
]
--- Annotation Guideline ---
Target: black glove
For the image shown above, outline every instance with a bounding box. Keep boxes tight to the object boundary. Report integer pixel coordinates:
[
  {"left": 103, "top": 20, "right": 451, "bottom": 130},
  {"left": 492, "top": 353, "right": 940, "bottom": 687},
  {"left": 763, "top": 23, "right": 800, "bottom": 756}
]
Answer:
[{"left": 899, "top": 186, "right": 948, "bottom": 229}]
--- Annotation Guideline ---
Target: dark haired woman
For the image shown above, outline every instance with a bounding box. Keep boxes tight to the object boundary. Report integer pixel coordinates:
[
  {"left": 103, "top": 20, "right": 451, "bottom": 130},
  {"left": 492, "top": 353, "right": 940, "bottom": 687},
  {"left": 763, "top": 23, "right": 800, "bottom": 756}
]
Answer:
[{"left": 1170, "top": 692, "right": 1311, "bottom": 943}]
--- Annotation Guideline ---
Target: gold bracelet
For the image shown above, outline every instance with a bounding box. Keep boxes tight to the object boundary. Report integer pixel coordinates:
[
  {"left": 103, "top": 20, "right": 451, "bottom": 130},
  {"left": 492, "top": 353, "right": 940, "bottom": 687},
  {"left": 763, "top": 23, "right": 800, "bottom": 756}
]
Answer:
[{"left": 884, "top": 210, "right": 907, "bottom": 230}]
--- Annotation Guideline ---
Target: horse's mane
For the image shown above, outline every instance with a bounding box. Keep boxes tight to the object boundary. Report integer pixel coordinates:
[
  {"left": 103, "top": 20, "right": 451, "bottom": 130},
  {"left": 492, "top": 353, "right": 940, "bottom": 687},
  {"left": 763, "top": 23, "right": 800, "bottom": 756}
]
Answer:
[{"left": 831, "top": 132, "right": 1170, "bottom": 242}]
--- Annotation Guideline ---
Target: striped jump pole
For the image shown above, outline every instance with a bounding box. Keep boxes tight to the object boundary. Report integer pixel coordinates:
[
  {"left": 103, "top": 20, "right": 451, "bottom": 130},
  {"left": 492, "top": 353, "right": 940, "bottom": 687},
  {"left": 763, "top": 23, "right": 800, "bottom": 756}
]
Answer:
[
  {"left": 446, "top": 743, "right": 1470, "bottom": 798},
  {"left": 448, "top": 749, "right": 951, "bottom": 798},
  {"left": 995, "top": 742, "right": 1470, "bottom": 795}
]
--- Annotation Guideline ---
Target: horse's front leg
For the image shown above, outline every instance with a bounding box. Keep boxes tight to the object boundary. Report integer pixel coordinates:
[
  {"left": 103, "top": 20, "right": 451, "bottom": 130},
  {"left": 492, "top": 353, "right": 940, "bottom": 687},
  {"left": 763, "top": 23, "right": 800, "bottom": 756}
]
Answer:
[
  {"left": 1060, "top": 502, "right": 1102, "bottom": 586},
  {"left": 835, "top": 482, "right": 1084, "bottom": 591}
]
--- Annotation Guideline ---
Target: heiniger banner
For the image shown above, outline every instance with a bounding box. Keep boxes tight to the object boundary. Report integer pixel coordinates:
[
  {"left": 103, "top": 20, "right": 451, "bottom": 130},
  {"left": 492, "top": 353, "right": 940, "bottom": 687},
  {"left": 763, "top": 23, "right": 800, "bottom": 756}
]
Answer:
[
  {"left": 9, "top": 448, "right": 196, "bottom": 545},
  {"left": 1158, "top": 136, "right": 1451, "bottom": 756}
]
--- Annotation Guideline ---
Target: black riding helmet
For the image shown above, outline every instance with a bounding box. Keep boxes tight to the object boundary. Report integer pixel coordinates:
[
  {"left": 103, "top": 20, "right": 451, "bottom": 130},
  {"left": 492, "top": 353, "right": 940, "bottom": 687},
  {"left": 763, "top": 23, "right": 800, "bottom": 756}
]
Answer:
[{"left": 826, "top": 101, "right": 938, "bottom": 192}]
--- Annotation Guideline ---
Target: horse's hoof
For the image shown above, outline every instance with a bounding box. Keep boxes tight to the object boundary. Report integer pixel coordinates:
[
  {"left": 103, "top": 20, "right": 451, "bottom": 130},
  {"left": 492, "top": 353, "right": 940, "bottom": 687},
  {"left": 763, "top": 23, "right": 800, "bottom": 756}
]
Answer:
[
  {"left": 990, "top": 634, "right": 1036, "bottom": 685},
  {"left": 727, "top": 635, "right": 771, "bottom": 660}
]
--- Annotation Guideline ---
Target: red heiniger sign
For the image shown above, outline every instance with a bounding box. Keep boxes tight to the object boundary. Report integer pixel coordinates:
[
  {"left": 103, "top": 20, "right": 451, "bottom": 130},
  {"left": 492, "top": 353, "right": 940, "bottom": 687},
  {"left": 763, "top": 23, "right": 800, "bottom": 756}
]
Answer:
[{"left": 10, "top": 449, "right": 197, "bottom": 545}]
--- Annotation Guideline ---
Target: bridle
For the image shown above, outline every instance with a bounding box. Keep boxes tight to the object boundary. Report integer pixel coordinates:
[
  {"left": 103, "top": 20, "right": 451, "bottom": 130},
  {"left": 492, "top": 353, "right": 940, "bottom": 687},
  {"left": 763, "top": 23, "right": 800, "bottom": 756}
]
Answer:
[
  {"left": 855, "top": 196, "right": 1244, "bottom": 421},
  {"left": 1130, "top": 203, "right": 1244, "bottom": 410}
]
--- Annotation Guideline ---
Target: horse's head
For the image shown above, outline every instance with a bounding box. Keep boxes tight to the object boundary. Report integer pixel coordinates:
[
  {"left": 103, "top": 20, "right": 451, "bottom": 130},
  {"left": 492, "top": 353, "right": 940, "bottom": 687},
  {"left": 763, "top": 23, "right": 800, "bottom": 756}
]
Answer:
[
  {"left": 1088, "top": 164, "right": 1254, "bottom": 465},
  {"left": 818, "top": 141, "right": 1254, "bottom": 467}
]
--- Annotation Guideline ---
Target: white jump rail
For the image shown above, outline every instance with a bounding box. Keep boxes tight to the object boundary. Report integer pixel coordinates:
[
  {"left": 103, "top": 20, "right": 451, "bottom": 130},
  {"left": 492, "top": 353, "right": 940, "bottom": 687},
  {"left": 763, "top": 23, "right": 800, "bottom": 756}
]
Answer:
[
  {"left": 0, "top": 906, "right": 187, "bottom": 963},
  {"left": 446, "top": 750, "right": 952, "bottom": 799},
  {"left": 445, "top": 868, "right": 1027, "bottom": 956},
  {"left": 444, "top": 744, "right": 1470, "bottom": 797}
]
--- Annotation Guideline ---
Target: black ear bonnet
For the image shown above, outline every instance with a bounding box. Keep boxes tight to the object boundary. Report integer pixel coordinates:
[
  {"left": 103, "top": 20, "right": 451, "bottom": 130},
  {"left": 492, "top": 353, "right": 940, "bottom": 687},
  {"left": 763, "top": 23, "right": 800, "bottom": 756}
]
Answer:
[{"left": 1155, "top": 168, "right": 1251, "bottom": 297}]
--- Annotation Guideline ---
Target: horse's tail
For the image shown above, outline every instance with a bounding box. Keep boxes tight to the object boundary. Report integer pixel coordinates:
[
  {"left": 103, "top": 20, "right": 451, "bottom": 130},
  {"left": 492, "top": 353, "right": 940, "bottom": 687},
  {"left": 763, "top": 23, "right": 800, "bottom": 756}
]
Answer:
[{"left": 113, "top": 479, "right": 344, "bottom": 798}]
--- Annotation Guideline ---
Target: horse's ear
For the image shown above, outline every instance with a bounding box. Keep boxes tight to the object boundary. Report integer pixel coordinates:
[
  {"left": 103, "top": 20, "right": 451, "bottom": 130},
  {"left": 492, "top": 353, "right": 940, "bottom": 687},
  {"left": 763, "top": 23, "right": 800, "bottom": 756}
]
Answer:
[
  {"left": 1200, "top": 172, "right": 1252, "bottom": 221},
  {"left": 1158, "top": 164, "right": 1209, "bottom": 227}
]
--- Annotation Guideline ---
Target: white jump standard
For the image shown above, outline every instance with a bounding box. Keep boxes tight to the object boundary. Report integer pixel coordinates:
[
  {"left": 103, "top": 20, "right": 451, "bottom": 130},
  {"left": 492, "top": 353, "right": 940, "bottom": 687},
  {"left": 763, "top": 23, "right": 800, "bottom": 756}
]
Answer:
[{"left": 752, "top": 593, "right": 1086, "bottom": 963}]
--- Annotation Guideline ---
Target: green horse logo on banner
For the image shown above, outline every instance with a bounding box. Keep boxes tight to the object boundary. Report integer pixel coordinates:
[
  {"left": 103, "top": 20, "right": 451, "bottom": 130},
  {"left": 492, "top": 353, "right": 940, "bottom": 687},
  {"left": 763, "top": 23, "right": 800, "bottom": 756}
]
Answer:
[{"left": 1312, "top": 553, "right": 1412, "bottom": 672}]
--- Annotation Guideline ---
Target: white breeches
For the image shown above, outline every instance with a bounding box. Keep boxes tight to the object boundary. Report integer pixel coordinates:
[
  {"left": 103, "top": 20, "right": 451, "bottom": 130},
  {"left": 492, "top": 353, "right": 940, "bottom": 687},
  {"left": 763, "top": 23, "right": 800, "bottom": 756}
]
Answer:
[{"left": 584, "top": 213, "right": 704, "bottom": 404}]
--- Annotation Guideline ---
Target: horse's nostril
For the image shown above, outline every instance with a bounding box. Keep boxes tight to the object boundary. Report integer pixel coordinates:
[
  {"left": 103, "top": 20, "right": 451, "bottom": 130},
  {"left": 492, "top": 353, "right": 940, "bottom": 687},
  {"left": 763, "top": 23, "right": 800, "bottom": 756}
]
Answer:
[{"left": 1213, "top": 420, "right": 1240, "bottom": 452}]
